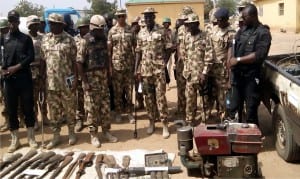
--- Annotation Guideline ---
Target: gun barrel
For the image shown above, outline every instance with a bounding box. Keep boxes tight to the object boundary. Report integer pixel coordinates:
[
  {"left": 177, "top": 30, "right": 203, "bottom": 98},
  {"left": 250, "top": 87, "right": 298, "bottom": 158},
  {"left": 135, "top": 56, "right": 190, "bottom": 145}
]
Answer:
[{"left": 0, "top": 153, "right": 22, "bottom": 171}]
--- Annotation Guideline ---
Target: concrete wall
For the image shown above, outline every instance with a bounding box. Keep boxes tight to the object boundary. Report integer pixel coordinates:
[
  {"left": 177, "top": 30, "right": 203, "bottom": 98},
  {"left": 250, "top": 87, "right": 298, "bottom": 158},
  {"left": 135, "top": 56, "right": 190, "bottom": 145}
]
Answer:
[
  {"left": 254, "top": 0, "right": 299, "bottom": 33},
  {"left": 126, "top": 1, "right": 205, "bottom": 29}
]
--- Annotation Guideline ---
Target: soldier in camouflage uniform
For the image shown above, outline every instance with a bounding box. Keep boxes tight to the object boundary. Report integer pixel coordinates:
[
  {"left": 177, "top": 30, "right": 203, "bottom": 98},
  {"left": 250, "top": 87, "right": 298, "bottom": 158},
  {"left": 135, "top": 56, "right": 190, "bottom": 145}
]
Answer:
[
  {"left": 74, "top": 17, "right": 90, "bottom": 132},
  {"left": 77, "top": 15, "right": 118, "bottom": 148},
  {"left": 108, "top": 9, "right": 135, "bottom": 123},
  {"left": 205, "top": 8, "right": 236, "bottom": 120},
  {"left": 135, "top": 7, "right": 170, "bottom": 138},
  {"left": 0, "top": 18, "right": 9, "bottom": 132},
  {"left": 40, "top": 13, "right": 77, "bottom": 149},
  {"left": 175, "top": 6, "right": 194, "bottom": 119},
  {"left": 27, "top": 15, "right": 44, "bottom": 131},
  {"left": 183, "top": 13, "right": 212, "bottom": 125}
]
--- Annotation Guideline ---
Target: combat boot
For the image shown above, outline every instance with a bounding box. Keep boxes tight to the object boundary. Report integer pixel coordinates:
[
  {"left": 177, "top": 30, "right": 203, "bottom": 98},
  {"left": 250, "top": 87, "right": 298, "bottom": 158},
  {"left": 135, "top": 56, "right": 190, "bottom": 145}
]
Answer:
[
  {"left": 115, "top": 114, "right": 122, "bottom": 123},
  {"left": 68, "top": 126, "right": 77, "bottom": 145},
  {"left": 75, "top": 120, "right": 84, "bottom": 132},
  {"left": 46, "top": 132, "right": 60, "bottom": 149},
  {"left": 89, "top": 127, "right": 101, "bottom": 148},
  {"left": 103, "top": 129, "right": 118, "bottom": 143},
  {"left": 162, "top": 121, "right": 170, "bottom": 139},
  {"left": 8, "top": 130, "right": 21, "bottom": 153},
  {"left": 0, "top": 120, "right": 8, "bottom": 132},
  {"left": 27, "top": 127, "right": 38, "bottom": 148},
  {"left": 147, "top": 120, "right": 155, "bottom": 135}
]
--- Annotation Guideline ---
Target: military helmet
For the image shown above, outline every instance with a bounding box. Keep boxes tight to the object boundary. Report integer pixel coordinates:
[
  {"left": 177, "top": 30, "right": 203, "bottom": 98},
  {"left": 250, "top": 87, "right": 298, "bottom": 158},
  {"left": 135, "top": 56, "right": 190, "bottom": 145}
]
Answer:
[
  {"left": 115, "top": 9, "right": 127, "bottom": 16},
  {"left": 162, "top": 17, "right": 171, "bottom": 23},
  {"left": 184, "top": 13, "right": 199, "bottom": 23},
  {"left": 141, "top": 7, "right": 157, "bottom": 14},
  {"left": 0, "top": 19, "right": 9, "bottom": 29},
  {"left": 76, "top": 16, "right": 90, "bottom": 28},
  {"left": 48, "top": 13, "right": 65, "bottom": 24},
  {"left": 182, "top": 6, "right": 193, "bottom": 15},
  {"left": 90, "top": 15, "right": 106, "bottom": 30}
]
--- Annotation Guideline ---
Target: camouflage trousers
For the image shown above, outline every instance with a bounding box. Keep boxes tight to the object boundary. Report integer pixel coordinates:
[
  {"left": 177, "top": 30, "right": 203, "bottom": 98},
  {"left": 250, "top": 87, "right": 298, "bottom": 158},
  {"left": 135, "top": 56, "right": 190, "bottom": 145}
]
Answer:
[
  {"left": 142, "top": 72, "right": 168, "bottom": 121},
  {"left": 175, "top": 60, "right": 186, "bottom": 116},
  {"left": 76, "top": 80, "right": 85, "bottom": 121},
  {"left": 112, "top": 69, "right": 133, "bottom": 114},
  {"left": 185, "top": 81, "right": 200, "bottom": 122},
  {"left": 85, "top": 72, "right": 111, "bottom": 131},
  {"left": 47, "top": 90, "right": 75, "bottom": 132},
  {"left": 208, "top": 76, "right": 228, "bottom": 116},
  {"left": 32, "top": 78, "right": 48, "bottom": 120}
]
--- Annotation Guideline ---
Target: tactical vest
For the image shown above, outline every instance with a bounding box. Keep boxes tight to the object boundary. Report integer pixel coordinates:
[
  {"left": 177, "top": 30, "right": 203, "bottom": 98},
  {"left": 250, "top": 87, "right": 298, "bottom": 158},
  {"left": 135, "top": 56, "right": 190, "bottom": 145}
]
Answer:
[{"left": 84, "top": 34, "right": 108, "bottom": 70}]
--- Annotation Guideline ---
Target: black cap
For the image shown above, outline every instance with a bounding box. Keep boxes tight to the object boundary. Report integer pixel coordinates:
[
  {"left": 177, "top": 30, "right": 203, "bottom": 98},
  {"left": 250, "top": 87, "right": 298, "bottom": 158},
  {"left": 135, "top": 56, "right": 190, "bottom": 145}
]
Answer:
[
  {"left": 214, "top": 7, "right": 229, "bottom": 19},
  {"left": 8, "top": 10, "right": 20, "bottom": 21}
]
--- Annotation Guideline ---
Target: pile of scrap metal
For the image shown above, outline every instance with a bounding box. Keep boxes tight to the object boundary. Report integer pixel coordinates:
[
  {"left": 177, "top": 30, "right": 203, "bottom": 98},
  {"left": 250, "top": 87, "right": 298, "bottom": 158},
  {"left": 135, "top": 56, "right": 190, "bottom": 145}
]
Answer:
[{"left": 0, "top": 150, "right": 182, "bottom": 179}]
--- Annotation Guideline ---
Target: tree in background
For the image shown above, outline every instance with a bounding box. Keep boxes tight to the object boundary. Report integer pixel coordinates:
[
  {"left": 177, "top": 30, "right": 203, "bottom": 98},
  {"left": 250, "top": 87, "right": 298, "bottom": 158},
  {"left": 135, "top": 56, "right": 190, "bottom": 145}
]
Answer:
[
  {"left": 87, "top": 0, "right": 117, "bottom": 15},
  {"left": 14, "top": 0, "right": 44, "bottom": 16},
  {"left": 217, "top": 0, "right": 237, "bottom": 16}
]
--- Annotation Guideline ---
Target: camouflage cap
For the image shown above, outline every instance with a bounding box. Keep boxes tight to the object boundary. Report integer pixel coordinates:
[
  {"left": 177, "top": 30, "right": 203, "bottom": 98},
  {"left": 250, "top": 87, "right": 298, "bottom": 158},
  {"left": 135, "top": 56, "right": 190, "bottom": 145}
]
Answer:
[
  {"left": 162, "top": 17, "right": 171, "bottom": 23},
  {"left": 0, "top": 19, "right": 8, "bottom": 29},
  {"left": 178, "top": 13, "right": 187, "bottom": 20},
  {"left": 184, "top": 13, "right": 199, "bottom": 23},
  {"left": 182, "top": 6, "right": 193, "bottom": 15},
  {"left": 76, "top": 16, "right": 90, "bottom": 28},
  {"left": 7, "top": 10, "right": 20, "bottom": 21},
  {"left": 115, "top": 9, "right": 127, "bottom": 16},
  {"left": 141, "top": 7, "right": 157, "bottom": 14},
  {"left": 48, "top": 13, "right": 65, "bottom": 24},
  {"left": 26, "top": 15, "right": 40, "bottom": 28}
]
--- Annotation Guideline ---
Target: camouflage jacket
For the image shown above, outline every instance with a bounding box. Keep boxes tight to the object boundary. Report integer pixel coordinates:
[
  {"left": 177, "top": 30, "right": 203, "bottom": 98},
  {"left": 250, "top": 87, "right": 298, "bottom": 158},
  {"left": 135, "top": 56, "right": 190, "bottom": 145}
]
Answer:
[
  {"left": 136, "top": 24, "right": 170, "bottom": 76},
  {"left": 176, "top": 25, "right": 188, "bottom": 60},
  {"left": 77, "top": 33, "right": 109, "bottom": 88},
  {"left": 108, "top": 23, "right": 135, "bottom": 71},
  {"left": 183, "top": 31, "right": 209, "bottom": 83},
  {"left": 205, "top": 25, "right": 235, "bottom": 77},
  {"left": 41, "top": 31, "right": 77, "bottom": 91},
  {"left": 29, "top": 33, "right": 43, "bottom": 79}
]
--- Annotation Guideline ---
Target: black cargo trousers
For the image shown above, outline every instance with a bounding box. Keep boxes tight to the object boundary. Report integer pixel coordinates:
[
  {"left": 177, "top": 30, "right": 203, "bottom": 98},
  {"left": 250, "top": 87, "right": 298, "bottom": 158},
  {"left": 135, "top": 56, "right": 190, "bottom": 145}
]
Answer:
[
  {"left": 4, "top": 73, "right": 35, "bottom": 131},
  {"left": 227, "top": 70, "right": 261, "bottom": 125}
]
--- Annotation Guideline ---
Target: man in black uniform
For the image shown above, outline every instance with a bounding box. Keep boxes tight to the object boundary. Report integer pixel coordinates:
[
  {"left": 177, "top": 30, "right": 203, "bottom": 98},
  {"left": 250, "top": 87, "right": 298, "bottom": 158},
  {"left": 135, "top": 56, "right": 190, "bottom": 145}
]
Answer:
[
  {"left": 227, "top": 4, "right": 271, "bottom": 125},
  {"left": 2, "top": 10, "right": 38, "bottom": 152}
]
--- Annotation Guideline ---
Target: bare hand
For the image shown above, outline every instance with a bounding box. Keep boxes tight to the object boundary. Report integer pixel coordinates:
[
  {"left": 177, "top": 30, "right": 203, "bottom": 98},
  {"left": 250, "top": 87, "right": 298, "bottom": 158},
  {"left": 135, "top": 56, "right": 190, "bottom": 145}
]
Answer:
[
  {"left": 7, "top": 64, "right": 21, "bottom": 75},
  {"left": 228, "top": 57, "right": 238, "bottom": 68}
]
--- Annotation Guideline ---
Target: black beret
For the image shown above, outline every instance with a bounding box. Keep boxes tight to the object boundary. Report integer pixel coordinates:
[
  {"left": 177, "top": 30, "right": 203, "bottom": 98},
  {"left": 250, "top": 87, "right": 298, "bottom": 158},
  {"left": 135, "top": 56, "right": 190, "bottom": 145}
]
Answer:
[
  {"left": 8, "top": 10, "right": 20, "bottom": 21},
  {"left": 214, "top": 7, "right": 229, "bottom": 19}
]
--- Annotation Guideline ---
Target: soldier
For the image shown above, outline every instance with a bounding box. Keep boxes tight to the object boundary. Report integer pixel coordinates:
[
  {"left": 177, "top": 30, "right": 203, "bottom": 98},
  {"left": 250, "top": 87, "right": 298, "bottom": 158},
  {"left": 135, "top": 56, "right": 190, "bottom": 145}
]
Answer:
[
  {"left": 131, "top": 16, "right": 145, "bottom": 110},
  {"left": 0, "top": 18, "right": 9, "bottom": 132},
  {"left": 77, "top": 15, "right": 118, "bottom": 147},
  {"left": 227, "top": 4, "right": 271, "bottom": 125},
  {"left": 2, "top": 10, "right": 38, "bottom": 152},
  {"left": 38, "top": 16, "right": 46, "bottom": 35},
  {"left": 183, "top": 13, "right": 211, "bottom": 126},
  {"left": 108, "top": 9, "right": 135, "bottom": 123},
  {"left": 40, "top": 13, "right": 77, "bottom": 149},
  {"left": 205, "top": 8, "right": 236, "bottom": 120},
  {"left": 174, "top": 6, "right": 194, "bottom": 119},
  {"left": 74, "top": 17, "right": 90, "bottom": 132},
  {"left": 135, "top": 7, "right": 170, "bottom": 138},
  {"left": 26, "top": 15, "right": 44, "bottom": 131}
]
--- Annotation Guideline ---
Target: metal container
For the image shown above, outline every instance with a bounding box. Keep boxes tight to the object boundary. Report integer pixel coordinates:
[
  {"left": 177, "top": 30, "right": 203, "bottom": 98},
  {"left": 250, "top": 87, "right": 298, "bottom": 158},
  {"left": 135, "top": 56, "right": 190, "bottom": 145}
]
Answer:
[{"left": 177, "top": 126, "right": 193, "bottom": 152}]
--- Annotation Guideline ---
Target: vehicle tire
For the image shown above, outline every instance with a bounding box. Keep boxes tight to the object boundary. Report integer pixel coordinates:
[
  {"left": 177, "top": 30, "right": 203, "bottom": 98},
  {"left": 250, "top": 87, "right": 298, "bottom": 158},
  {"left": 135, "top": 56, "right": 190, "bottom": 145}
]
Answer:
[{"left": 272, "top": 104, "right": 300, "bottom": 162}]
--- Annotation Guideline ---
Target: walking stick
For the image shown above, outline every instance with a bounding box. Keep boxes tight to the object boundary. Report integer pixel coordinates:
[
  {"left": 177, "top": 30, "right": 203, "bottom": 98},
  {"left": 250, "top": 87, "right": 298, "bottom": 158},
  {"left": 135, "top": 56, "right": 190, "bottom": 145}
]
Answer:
[{"left": 38, "top": 91, "right": 45, "bottom": 148}]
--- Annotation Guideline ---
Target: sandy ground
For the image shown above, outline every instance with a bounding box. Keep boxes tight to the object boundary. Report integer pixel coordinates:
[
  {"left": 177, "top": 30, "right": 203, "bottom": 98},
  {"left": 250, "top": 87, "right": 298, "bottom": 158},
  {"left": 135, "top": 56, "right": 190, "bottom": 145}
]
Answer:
[{"left": 0, "top": 31, "right": 300, "bottom": 179}]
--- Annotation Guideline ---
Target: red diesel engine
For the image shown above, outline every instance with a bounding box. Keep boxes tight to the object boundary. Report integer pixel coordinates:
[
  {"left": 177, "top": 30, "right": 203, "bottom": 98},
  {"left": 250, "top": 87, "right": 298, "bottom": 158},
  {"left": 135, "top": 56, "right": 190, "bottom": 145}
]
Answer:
[{"left": 177, "top": 122, "right": 263, "bottom": 178}]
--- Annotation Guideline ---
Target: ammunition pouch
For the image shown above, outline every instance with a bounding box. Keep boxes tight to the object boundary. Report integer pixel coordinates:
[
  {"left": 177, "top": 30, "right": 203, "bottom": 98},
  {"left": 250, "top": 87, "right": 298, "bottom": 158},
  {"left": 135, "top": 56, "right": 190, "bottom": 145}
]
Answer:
[{"left": 143, "top": 82, "right": 156, "bottom": 94}]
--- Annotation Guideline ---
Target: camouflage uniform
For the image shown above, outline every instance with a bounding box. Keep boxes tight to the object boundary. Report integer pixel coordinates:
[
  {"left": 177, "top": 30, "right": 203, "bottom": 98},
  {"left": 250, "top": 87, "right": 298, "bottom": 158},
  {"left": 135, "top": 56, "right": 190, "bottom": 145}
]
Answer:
[
  {"left": 108, "top": 23, "right": 134, "bottom": 119},
  {"left": 175, "top": 25, "right": 187, "bottom": 117},
  {"left": 77, "top": 33, "right": 112, "bottom": 133},
  {"left": 41, "top": 23, "right": 77, "bottom": 148},
  {"left": 136, "top": 24, "right": 169, "bottom": 121},
  {"left": 183, "top": 14, "right": 212, "bottom": 123},
  {"left": 74, "top": 34, "right": 86, "bottom": 123}
]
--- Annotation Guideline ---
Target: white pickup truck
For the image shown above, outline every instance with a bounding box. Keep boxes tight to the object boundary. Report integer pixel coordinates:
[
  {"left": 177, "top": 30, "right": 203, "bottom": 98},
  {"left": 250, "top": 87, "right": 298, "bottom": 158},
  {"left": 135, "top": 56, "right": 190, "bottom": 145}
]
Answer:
[{"left": 262, "top": 53, "right": 300, "bottom": 162}]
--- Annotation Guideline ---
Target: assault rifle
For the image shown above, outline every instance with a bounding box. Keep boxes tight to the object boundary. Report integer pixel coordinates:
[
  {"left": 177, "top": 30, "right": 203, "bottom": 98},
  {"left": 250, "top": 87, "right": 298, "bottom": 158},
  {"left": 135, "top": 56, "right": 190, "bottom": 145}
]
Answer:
[
  {"left": 50, "top": 155, "right": 73, "bottom": 179},
  {"left": 0, "top": 153, "right": 22, "bottom": 171},
  {"left": 75, "top": 152, "right": 95, "bottom": 179},
  {"left": 0, "top": 149, "right": 37, "bottom": 178},
  {"left": 8, "top": 151, "right": 55, "bottom": 179},
  {"left": 63, "top": 152, "right": 86, "bottom": 179}
]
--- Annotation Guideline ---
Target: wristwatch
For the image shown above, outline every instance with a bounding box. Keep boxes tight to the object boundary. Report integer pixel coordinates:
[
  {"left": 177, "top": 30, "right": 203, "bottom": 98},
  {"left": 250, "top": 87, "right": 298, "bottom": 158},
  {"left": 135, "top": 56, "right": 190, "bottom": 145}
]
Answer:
[{"left": 237, "top": 57, "right": 241, "bottom": 62}]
